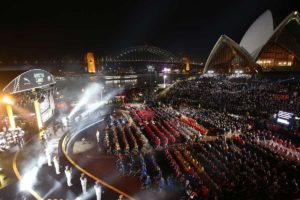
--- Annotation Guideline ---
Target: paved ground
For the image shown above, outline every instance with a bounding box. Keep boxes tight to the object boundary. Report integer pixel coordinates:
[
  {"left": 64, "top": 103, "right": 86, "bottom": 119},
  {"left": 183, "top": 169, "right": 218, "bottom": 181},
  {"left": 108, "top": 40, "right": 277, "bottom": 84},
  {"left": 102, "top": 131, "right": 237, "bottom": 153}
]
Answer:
[
  {"left": 0, "top": 148, "right": 18, "bottom": 189},
  {"left": 0, "top": 139, "right": 31, "bottom": 200},
  {"left": 69, "top": 138, "right": 141, "bottom": 196},
  {"left": 0, "top": 125, "right": 110, "bottom": 200},
  {"left": 14, "top": 128, "right": 83, "bottom": 200},
  {"left": 65, "top": 119, "right": 135, "bottom": 200}
]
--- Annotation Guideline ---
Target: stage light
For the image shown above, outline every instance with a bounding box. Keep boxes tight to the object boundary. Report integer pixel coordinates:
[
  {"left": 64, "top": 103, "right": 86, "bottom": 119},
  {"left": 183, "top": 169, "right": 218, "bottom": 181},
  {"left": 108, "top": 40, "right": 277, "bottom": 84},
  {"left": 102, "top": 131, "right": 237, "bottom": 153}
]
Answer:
[
  {"left": 19, "top": 166, "right": 39, "bottom": 191},
  {"left": 2, "top": 96, "right": 14, "bottom": 105},
  {"left": 68, "top": 83, "right": 102, "bottom": 118}
]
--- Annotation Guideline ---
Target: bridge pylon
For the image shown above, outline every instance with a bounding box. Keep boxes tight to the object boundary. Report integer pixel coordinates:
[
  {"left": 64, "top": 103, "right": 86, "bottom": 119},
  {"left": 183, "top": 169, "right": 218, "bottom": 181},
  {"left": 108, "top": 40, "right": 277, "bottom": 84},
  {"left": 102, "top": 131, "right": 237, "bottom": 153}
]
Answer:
[
  {"left": 85, "top": 52, "right": 96, "bottom": 73},
  {"left": 183, "top": 57, "right": 190, "bottom": 72}
]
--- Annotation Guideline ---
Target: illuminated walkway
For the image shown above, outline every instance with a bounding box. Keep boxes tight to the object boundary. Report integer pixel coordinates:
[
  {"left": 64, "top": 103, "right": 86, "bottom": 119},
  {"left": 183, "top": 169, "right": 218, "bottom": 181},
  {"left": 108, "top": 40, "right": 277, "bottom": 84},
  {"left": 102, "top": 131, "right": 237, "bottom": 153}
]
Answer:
[{"left": 0, "top": 149, "right": 19, "bottom": 199}]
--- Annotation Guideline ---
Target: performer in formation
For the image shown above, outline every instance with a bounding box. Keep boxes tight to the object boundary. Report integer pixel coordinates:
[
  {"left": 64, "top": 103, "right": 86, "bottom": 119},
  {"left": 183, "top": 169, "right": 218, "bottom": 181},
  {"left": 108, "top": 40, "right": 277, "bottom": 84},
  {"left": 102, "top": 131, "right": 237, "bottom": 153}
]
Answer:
[
  {"left": 65, "top": 165, "right": 73, "bottom": 187},
  {"left": 94, "top": 181, "right": 103, "bottom": 200},
  {"left": 96, "top": 130, "right": 102, "bottom": 152},
  {"left": 96, "top": 130, "right": 100, "bottom": 143},
  {"left": 53, "top": 154, "right": 60, "bottom": 174},
  {"left": 80, "top": 173, "right": 88, "bottom": 194},
  {"left": 45, "top": 148, "right": 52, "bottom": 166}
]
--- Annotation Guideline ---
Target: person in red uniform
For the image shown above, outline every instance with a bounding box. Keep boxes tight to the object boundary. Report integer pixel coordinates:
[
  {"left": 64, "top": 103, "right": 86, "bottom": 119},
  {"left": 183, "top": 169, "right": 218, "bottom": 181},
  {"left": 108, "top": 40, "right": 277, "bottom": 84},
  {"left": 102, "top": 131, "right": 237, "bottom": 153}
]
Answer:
[{"left": 202, "top": 186, "right": 209, "bottom": 198}]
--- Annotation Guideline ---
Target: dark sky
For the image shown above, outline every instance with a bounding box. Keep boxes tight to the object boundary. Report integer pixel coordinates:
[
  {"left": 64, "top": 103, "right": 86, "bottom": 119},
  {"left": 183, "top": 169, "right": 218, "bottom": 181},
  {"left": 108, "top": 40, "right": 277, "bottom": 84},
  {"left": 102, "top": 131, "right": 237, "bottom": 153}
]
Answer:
[{"left": 0, "top": 0, "right": 299, "bottom": 61}]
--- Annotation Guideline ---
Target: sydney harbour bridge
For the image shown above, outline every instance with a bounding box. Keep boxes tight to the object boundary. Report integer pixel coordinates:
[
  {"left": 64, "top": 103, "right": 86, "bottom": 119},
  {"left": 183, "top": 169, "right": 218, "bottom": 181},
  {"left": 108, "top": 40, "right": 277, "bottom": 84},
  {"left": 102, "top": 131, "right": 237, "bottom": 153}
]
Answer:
[
  {"left": 0, "top": 45, "right": 204, "bottom": 73},
  {"left": 95, "top": 46, "right": 204, "bottom": 73}
]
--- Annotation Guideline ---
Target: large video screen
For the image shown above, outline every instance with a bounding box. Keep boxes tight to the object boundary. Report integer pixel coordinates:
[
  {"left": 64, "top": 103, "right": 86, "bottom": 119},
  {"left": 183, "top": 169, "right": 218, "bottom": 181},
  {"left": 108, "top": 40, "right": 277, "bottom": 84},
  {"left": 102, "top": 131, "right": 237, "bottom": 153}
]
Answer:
[
  {"left": 276, "top": 111, "right": 294, "bottom": 126},
  {"left": 41, "top": 109, "right": 53, "bottom": 123},
  {"left": 39, "top": 94, "right": 54, "bottom": 123},
  {"left": 39, "top": 96, "right": 50, "bottom": 114}
]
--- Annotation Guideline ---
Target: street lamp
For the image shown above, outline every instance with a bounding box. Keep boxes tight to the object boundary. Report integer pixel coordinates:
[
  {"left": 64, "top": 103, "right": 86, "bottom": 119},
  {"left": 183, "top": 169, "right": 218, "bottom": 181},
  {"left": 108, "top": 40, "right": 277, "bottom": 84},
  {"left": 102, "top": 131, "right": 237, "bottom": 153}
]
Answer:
[{"left": 163, "top": 75, "right": 167, "bottom": 88}]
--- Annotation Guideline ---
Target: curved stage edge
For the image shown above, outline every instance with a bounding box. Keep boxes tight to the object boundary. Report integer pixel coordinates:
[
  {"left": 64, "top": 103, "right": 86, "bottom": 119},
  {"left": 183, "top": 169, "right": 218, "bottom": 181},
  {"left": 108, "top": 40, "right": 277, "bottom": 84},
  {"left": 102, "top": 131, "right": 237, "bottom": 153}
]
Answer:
[{"left": 60, "top": 117, "right": 136, "bottom": 200}]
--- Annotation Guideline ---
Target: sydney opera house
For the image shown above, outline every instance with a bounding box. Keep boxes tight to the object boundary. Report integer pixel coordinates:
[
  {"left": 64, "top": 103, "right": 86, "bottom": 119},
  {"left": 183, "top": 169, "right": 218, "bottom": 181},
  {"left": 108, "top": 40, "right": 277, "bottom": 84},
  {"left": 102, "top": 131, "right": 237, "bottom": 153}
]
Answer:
[{"left": 204, "top": 10, "right": 300, "bottom": 74}]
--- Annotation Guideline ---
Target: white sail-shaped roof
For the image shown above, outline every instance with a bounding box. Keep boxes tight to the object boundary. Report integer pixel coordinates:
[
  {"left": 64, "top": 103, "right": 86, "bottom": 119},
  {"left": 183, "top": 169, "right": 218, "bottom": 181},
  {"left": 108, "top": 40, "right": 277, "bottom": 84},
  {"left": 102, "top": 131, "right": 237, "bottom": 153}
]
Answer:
[
  {"left": 253, "top": 10, "right": 300, "bottom": 73},
  {"left": 240, "top": 10, "right": 274, "bottom": 55},
  {"left": 204, "top": 35, "right": 260, "bottom": 74}
]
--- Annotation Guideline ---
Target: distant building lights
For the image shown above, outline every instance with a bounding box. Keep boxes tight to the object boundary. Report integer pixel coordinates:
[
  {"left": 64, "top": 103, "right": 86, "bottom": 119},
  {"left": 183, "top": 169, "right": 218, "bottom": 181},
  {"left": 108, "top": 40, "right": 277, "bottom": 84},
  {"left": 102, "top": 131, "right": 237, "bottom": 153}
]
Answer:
[
  {"left": 162, "top": 68, "right": 171, "bottom": 73},
  {"left": 235, "top": 70, "right": 243, "bottom": 74}
]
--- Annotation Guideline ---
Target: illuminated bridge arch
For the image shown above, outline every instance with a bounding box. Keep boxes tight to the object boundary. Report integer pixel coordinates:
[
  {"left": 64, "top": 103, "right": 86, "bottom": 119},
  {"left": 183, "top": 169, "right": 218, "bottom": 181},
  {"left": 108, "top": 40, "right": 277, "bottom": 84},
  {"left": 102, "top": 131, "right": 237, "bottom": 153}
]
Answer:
[{"left": 114, "top": 46, "right": 180, "bottom": 62}]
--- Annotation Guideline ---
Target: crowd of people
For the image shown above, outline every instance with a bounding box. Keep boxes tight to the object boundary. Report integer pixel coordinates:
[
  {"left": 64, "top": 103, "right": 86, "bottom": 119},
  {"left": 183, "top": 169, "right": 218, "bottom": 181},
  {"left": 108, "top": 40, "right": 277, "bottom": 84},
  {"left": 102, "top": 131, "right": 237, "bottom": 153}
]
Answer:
[
  {"left": 0, "top": 126, "right": 25, "bottom": 151},
  {"left": 95, "top": 75, "right": 300, "bottom": 199},
  {"left": 98, "top": 104, "right": 210, "bottom": 199},
  {"left": 11, "top": 74, "right": 300, "bottom": 199},
  {"left": 178, "top": 107, "right": 248, "bottom": 135},
  {"left": 163, "top": 76, "right": 300, "bottom": 123}
]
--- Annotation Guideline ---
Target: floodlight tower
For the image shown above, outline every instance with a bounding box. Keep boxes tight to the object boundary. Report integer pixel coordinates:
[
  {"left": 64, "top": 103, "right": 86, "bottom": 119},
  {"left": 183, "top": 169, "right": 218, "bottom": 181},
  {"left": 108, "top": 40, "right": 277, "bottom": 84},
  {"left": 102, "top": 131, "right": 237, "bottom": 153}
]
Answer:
[{"left": 86, "top": 52, "right": 96, "bottom": 73}]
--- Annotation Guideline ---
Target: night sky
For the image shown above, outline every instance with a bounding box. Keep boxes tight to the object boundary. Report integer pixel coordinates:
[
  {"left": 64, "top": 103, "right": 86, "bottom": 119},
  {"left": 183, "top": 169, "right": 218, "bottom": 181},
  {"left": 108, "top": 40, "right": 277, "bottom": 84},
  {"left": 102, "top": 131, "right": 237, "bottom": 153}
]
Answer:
[{"left": 0, "top": 0, "right": 299, "bottom": 61}]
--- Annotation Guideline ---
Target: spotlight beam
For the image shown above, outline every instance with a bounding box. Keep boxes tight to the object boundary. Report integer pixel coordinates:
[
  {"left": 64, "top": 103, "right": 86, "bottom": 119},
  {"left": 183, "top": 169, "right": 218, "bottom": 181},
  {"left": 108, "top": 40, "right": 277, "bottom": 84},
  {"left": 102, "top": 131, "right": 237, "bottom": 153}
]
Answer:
[{"left": 68, "top": 83, "right": 102, "bottom": 118}]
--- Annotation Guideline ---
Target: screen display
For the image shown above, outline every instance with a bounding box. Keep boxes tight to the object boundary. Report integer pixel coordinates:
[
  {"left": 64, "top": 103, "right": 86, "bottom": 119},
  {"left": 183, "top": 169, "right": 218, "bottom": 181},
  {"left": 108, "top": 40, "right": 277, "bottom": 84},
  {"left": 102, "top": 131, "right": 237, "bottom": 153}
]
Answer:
[
  {"left": 39, "top": 96, "right": 50, "bottom": 114},
  {"left": 278, "top": 111, "right": 293, "bottom": 120},
  {"left": 41, "top": 109, "right": 53, "bottom": 123},
  {"left": 277, "top": 118, "right": 289, "bottom": 125},
  {"left": 276, "top": 111, "right": 294, "bottom": 126},
  {"left": 39, "top": 95, "right": 54, "bottom": 123}
]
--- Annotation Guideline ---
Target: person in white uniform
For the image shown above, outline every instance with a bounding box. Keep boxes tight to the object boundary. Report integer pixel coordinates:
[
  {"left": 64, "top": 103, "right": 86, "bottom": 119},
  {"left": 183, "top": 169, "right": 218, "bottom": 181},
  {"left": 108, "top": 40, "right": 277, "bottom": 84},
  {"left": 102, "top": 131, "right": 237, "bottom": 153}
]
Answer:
[
  {"left": 53, "top": 154, "right": 60, "bottom": 174},
  {"left": 65, "top": 165, "right": 73, "bottom": 187},
  {"left": 94, "top": 181, "right": 103, "bottom": 200},
  {"left": 45, "top": 148, "right": 52, "bottom": 166},
  {"left": 80, "top": 173, "right": 88, "bottom": 194},
  {"left": 96, "top": 130, "right": 102, "bottom": 152},
  {"left": 96, "top": 130, "right": 100, "bottom": 143}
]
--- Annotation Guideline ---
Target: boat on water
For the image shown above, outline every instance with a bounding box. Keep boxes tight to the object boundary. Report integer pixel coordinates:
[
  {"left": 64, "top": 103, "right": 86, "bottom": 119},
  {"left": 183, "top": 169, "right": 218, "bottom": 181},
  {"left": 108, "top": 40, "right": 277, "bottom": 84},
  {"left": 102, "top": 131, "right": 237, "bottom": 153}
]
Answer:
[
  {"left": 104, "top": 74, "right": 138, "bottom": 80},
  {"left": 103, "top": 68, "right": 138, "bottom": 80}
]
